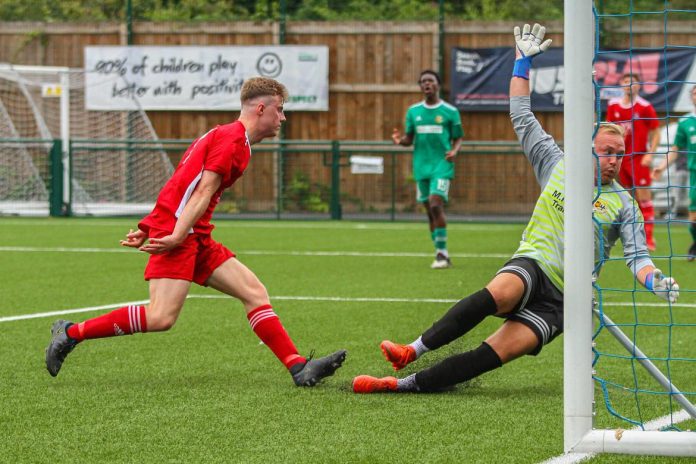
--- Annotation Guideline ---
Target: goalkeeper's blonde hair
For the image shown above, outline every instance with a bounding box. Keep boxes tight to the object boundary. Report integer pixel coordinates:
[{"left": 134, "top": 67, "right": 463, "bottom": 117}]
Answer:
[
  {"left": 596, "top": 122, "right": 624, "bottom": 138},
  {"left": 241, "top": 77, "right": 288, "bottom": 104}
]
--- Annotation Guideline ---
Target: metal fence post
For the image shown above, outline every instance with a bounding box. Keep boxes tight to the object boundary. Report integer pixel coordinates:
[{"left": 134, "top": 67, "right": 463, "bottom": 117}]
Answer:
[
  {"left": 391, "top": 151, "right": 396, "bottom": 221},
  {"left": 276, "top": 143, "right": 284, "bottom": 219},
  {"left": 49, "top": 139, "right": 64, "bottom": 216},
  {"left": 330, "top": 140, "right": 342, "bottom": 220},
  {"left": 126, "top": 0, "right": 133, "bottom": 44},
  {"left": 438, "top": 0, "right": 445, "bottom": 82}
]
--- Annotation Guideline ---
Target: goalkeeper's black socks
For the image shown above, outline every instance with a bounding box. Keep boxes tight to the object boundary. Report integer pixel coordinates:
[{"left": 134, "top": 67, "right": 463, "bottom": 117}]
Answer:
[
  {"left": 421, "top": 288, "right": 497, "bottom": 350},
  {"left": 414, "top": 342, "right": 502, "bottom": 392}
]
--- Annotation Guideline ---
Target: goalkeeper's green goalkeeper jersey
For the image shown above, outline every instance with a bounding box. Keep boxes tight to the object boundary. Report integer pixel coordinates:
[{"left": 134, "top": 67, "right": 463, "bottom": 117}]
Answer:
[
  {"left": 509, "top": 96, "right": 653, "bottom": 292},
  {"left": 404, "top": 100, "right": 464, "bottom": 181}
]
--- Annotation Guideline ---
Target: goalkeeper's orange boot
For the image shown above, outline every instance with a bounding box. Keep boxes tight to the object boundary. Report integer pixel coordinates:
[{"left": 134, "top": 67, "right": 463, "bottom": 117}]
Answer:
[
  {"left": 352, "top": 375, "right": 397, "bottom": 393},
  {"left": 380, "top": 340, "right": 416, "bottom": 371}
]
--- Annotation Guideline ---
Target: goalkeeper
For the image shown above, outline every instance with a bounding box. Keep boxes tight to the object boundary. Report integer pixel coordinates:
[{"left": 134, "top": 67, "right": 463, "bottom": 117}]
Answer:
[{"left": 353, "top": 23, "right": 680, "bottom": 394}]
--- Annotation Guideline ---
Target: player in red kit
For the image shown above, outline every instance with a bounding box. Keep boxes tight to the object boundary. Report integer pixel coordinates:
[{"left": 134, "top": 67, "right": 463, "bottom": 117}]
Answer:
[
  {"left": 606, "top": 72, "right": 661, "bottom": 250},
  {"left": 45, "top": 77, "right": 346, "bottom": 386}
]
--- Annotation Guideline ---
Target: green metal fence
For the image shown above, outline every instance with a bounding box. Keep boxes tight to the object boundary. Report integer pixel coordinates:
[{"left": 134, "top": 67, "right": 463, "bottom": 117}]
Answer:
[{"left": 0, "top": 138, "right": 538, "bottom": 221}]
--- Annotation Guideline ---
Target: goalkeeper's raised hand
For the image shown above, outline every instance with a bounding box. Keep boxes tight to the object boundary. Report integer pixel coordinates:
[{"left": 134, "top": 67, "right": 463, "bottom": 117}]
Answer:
[
  {"left": 645, "top": 268, "right": 680, "bottom": 304},
  {"left": 513, "top": 23, "right": 552, "bottom": 80}
]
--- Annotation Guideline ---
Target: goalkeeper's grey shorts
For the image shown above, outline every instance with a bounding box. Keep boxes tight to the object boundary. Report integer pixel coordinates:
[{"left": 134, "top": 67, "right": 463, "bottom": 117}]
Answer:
[{"left": 496, "top": 257, "right": 563, "bottom": 356}]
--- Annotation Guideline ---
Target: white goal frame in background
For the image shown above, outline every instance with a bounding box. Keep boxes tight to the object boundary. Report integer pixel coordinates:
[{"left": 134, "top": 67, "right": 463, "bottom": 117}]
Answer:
[
  {"left": 0, "top": 63, "right": 173, "bottom": 217},
  {"left": 3, "top": 64, "right": 72, "bottom": 206},
  {"left": 0, "top": 64, "right": 70, "bottom": 215},
  {"left": 563, "top": 0, "right": 696, "bottom": 457}
]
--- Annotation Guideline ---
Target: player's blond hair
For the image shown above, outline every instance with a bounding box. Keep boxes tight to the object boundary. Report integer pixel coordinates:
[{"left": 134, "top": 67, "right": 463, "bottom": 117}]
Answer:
[
  {"left": 596, "top": 122, "right": 625, "bottom": 138},
  {"left": 241, "top": 77, "right": 288, "bottom": 104}
]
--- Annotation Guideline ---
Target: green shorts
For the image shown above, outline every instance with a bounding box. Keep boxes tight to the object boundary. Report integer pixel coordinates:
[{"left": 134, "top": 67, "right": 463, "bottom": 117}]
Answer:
[{"left": 416, "top": 178, "right": 450, "bottom": 203}]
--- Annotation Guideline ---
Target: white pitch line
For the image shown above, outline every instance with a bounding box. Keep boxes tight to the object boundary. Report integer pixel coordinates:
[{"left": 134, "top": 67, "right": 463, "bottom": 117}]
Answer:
[
  {"left": 538, "top": 410, "right": 693, "bottom": 464},
  {"left": 538, "top": 452, "right": 595, "bottom": 464},
  {"left": 190, "top": 294, "right": 696, "bottom": 308},
  {"left": 604, "top": 301, "right": 696, "bottom": 309},
  {"left": 0, "top": 300, "right": 150, "bottom": 322},
  {"left": 0, "top": 245, "right": 508, "bottom": 258},
  {"left": 189, "top": 294, "right": 458, "bottom": 303},
  {"left": 0, "top": 295, "right": 457, "bottom": 323},
  {"left": 4, "top": 294, "right": 694, "bottom": 324},
  {"left": 0, "top": 219, "right": 522, "bottom": 232},
  {"left": 242, "top": 250, "right": 510, "bottom": 258},
  {"left": 0, "top": 246, "right": 132, "bottom": 253}
]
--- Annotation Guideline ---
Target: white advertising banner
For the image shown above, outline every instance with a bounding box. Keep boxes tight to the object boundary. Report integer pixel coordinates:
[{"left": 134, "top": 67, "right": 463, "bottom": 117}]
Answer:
[{"left": 84, "top": 46, "right": 329, "bottom": 111}]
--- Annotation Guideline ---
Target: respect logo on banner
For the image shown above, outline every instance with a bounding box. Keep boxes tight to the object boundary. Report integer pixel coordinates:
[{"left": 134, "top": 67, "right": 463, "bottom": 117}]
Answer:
[{"left": 84, "top": 46, "right": 329, "bottom": 111}]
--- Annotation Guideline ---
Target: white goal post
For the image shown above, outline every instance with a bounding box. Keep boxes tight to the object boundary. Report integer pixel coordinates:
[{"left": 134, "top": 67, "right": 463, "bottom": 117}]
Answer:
[
  {"left": 563, "top": 0, "right": 696, "bottom": 457},
  {"left": 0, "top": 63, "right": 173, "bottom": 217}
]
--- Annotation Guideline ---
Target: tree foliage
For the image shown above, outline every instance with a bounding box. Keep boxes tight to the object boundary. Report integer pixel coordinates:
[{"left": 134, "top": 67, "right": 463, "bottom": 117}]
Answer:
[{"left": 0, "top": 0, "right": 693, "bottom": 22}]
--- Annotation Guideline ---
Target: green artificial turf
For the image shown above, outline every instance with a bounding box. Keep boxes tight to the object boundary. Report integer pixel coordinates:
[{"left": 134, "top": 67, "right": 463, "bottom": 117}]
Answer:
[{"left": 0, "top": 218, "right": 693, "bottom": 463}]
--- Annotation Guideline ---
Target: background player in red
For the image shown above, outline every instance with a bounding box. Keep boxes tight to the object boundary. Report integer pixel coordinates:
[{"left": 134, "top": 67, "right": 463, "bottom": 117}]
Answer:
[
  {"left": 45, "top": 77, "right": 346, "bottom": 387},
  {"left": 607, "top": 72, "right": 661, "bottom": 250}
]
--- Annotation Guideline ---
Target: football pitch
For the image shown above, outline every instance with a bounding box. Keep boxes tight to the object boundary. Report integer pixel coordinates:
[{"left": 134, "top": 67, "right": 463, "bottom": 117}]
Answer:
[{"left": 1, "top": 218, "right": 694, "bottom": 463}]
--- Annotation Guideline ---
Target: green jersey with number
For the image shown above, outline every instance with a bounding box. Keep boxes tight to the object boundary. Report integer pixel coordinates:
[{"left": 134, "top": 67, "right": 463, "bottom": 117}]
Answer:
[
  {"left": 674, "top": 113, "right": 696, "bottom": 170},
  {"left": 405, "top": 101, "right": 464, "bottom": 181}
]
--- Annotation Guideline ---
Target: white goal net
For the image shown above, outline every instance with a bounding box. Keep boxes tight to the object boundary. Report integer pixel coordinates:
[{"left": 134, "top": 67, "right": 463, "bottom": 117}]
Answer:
[{"left": 0, "top": 64, "right": 173, "bottom": 216}]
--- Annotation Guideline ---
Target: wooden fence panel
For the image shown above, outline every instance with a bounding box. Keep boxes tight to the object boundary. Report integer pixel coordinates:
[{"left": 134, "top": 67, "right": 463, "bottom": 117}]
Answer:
[{"left": 1, "top": 20, "right": 694, "bottom": 217}]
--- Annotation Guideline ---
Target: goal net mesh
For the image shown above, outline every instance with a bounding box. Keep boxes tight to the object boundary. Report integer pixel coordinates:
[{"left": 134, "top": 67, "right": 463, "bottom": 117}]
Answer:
[
  {"left": 593, "top": 3, "right": 696, "bottom": 432},
  {"left": 0, "top": 65, "right": 173, "bottom": 216}
]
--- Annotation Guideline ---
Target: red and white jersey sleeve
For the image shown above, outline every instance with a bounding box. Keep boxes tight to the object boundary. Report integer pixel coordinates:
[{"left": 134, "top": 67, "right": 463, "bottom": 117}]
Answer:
[
  {"left": 139, "top": 121, "right": 251, "bottom": 235},
  {"left": 606, "top": 97, "right": 658, "bottom": 155}
]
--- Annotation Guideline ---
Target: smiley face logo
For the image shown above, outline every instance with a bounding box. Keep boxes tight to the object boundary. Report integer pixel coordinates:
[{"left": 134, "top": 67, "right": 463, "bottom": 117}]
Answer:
[{"left": 256, "top": 53, "right": 282, "bottom": 77}]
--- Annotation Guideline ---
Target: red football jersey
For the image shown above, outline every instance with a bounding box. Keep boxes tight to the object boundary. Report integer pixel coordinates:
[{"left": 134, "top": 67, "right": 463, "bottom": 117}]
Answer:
[
  {"left": 139, "top": 121, "right": 251, "bottom": 235},
  {"left": 606, "top": 96, "right": 659, "bottom": 155}
]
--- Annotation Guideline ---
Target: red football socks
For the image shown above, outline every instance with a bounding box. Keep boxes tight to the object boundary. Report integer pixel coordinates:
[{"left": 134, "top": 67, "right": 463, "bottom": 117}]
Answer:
[
  {"left": 247, "top": 304, "right": 305, "bottom": 370},
  {"left": 67, "top": 305, "right": 148, "bottom": 341},
  {"left": 639, "top": 200, "right": 655, "bottom": 246}
]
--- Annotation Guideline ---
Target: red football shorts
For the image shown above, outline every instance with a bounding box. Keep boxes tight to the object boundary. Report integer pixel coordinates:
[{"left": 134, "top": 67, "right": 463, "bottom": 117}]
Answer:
[
  {"left": 144, "top": 228, "right": 235, "bottom": 286},
  {"left": 618, "top": 154, "right": 651, "bottom": 189}
]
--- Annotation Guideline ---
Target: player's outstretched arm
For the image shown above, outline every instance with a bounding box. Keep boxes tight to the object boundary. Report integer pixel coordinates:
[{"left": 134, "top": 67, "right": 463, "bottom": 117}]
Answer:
[
  {"left": 509, "top": 23, "right": 561, "bottom": 184},
  {"left": 638, "top": 266, "right": 680, "bottom": 304},
  {"left": 510, "top": 23, "right": 552, "bottom": 97}
]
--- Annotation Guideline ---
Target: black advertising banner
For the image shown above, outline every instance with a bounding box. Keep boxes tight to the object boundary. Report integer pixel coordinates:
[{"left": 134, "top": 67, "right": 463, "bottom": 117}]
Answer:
[{"left": 451, "top": 47, "right": 696, "bottom": 112}]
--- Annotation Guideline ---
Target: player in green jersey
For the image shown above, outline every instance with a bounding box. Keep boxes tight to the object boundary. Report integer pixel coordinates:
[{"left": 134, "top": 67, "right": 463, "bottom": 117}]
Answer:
[
  {"left": 353, "top": 23, "right": 679, "bottom": 394},
  {"left": 653, "top": 85, "right": 696, "bottom": 260},
  {"left": 392, "top": 70, "right": 464, "bottom": 269}
]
